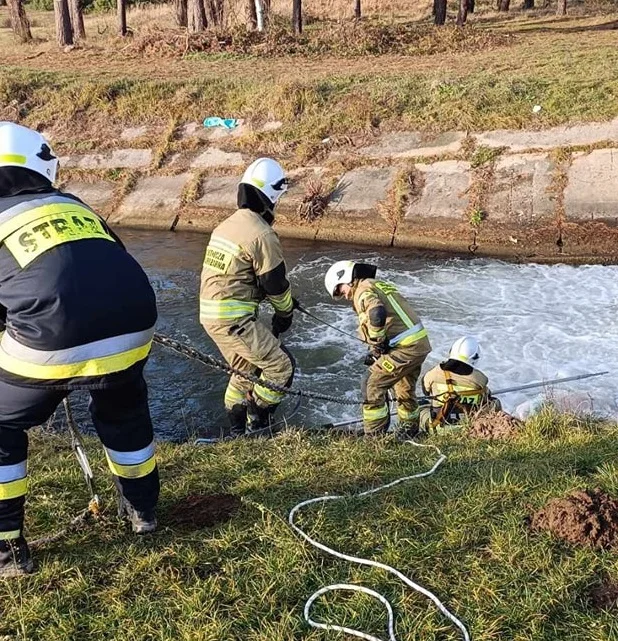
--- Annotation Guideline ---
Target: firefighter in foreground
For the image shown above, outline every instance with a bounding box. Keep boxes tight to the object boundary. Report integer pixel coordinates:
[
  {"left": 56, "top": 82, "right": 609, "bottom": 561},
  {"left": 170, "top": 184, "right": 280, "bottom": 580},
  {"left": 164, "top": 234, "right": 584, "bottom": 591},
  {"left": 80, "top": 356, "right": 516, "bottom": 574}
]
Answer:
[
  {"left": 324, "top": 261, "right": 431, "bottom": 436},
  {"left": 0, "top": 123, "right": 159, "bottom": 578},
  {"left": 420, "top": 336, "right": 501, "bottom": 431},
  {"left": 200, "top": 158, "right": 296, "bottom": 437}
]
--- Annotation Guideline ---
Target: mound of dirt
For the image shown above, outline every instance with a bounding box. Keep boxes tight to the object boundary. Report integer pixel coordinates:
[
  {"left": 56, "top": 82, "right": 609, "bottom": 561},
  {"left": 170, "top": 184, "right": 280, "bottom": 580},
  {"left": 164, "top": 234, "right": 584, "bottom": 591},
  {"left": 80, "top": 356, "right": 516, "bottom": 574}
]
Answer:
[
  {"left": 589, "top": 577, "right": 618, "bottom": 611},
  {"left": 529, "top": 489, "right": 618, "bottom": 550},
  {"left": 466, "top": 410, "right": 522, "bottom": 440},
  {"left": 168, "top": 493, "right": 241, "bottom": 529}
]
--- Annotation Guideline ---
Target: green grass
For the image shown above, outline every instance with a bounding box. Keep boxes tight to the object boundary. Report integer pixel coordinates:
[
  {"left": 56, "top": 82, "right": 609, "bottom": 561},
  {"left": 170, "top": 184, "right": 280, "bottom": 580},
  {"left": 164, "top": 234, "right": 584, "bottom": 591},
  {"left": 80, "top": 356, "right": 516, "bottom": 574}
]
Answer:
[{"left": 2, "top": 410, "right": 618, "bottom": 640}]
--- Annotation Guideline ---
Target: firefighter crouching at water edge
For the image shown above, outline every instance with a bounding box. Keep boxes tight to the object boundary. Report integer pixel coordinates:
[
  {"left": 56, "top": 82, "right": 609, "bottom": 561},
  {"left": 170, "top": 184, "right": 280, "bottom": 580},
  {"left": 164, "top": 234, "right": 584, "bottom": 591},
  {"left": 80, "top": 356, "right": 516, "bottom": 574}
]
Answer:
[
  {"left": 0, "top": 123, "right": 159, "bottom": 578},
  {"left": 200, "top": 158, "right": 296, "bottom": 437},
  {"left": 420, "top": 337, "right": 501, "bottom": 431},
  {"left": 325, "top": 261, "right": 431, "bottom": 436}
]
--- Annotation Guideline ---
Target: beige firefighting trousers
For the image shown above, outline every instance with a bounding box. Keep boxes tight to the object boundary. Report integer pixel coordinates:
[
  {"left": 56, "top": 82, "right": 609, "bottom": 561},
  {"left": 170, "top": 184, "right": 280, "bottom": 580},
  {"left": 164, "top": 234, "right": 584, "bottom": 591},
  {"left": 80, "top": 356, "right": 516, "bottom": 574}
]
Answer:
[{"left": 205, "top": 317, "right": 294, "bottom": 410}]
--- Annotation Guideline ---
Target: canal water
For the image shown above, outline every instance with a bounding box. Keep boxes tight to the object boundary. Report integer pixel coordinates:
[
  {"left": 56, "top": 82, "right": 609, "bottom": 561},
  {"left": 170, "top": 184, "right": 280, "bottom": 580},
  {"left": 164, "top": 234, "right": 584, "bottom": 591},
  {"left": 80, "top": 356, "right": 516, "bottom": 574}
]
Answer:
[{"left": 65, "top": 229, "right": 618, "bottom": 441}]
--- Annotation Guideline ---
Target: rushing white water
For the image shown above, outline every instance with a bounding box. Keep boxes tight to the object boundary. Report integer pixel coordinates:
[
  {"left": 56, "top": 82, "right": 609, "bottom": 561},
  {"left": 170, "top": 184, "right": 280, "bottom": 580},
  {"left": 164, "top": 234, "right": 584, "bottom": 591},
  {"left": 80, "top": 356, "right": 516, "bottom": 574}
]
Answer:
[{"left": 108, "top": 231, "right": 618, "bottom": 440}]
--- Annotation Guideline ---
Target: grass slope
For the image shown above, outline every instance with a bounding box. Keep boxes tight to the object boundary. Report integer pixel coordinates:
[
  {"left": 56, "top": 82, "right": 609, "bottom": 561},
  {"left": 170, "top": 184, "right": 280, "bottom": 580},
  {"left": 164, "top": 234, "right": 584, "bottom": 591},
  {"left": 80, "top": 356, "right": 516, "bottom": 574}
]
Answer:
[{"left": 1, "top": 410, "right": 618, "bottom": 640}]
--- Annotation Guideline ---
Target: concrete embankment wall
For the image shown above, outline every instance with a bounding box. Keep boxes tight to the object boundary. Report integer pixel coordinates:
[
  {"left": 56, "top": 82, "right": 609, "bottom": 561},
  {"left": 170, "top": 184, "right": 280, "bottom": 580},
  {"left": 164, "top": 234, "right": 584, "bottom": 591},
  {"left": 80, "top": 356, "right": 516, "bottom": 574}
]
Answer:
[{"left": 58, "top": 119, "right": 618, "bottom": 263}]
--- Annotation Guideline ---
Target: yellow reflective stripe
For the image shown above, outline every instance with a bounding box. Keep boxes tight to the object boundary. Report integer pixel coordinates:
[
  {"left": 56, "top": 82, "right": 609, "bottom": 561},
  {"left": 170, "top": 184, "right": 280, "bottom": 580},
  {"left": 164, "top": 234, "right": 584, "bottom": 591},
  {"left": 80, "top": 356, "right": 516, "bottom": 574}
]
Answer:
[
  {"left": 362, "top": 404, "right": 389, "bottom": 420},
  {"left": 397, "top": 328, "right": 428, "bottom": 346},
  {"left": 208, "top": 236, "right": 240, "bottom": 255},
  {"left": 374, "top": 281, "right": 398, "bottom": 296},
  {"left": 199, "top": 299, "right": 258, "bottom": 320},
  {"left": 368, "top": 326, "right": 387, "bottom": 339},
  {"left": 397, "top": 405, "right": 419, "bottom": 420},
  {"left": 224, "top": 384, "right": 245, "bottom": 407},
  {"left": 432, "top": 384, "right": 484, "bottom": 407},
  {"left": 0, "top": 477, "right": 28, "bottom": 500},
  {"left": 253, "top": 381, "right": 284, "bottom": 405},
  {"left": 0, "top": 342, "right": 151, "bottom": 380},
  {"left": 0, "top": 529, "right": 21, "bottom": 540},
  {"left": 0, "top": 203, "right": 101, "bottom": 243},
  {"left": 268, "top": 288, "right": 293, "bottom": 313},
  {"left": 0, "top": 154, "right": 27, "bottom": 165},
  {"left": 105, "top": 453, "right": 156, "bottom": 479}
]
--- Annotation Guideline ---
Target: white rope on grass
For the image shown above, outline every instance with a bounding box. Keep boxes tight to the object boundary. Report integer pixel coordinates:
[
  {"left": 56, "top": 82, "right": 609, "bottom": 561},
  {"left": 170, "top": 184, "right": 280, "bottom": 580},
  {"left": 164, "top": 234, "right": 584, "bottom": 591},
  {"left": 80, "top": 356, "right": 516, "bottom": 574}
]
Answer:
[{"left": 288, "top": 440, "right": 471, "bottom": 641}]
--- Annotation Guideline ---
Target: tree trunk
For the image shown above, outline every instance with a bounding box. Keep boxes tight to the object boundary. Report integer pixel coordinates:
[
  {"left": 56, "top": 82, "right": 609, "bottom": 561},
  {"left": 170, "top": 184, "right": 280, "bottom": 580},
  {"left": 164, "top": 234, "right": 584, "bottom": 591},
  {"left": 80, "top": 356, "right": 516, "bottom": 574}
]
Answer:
[
  {"left": 188, "top": 0, "right": 207, "bottom": 32},
  {"left": 434, "top": 0, "right": 447, "bottom": 25},
  {"left": 246, "top": 0, "right": 257, "bottom": 29},
  {"left": 54, "top": 0, "right": 74, "bottom": 47},
  {"left": 497, "top": 0, "right": 510, "bottom": 11},
  {"left": 468, "top": 0, "right": 475, "bottom": 12},
  {"left": 292, "top": 0, "right": 302, "bottom": 34},
  {"left": 175, "top": 0, "right": 188, "bottom": 27},
  {"left": 7, "top": 0, "right": 32, "bottom": 43},
  {"left": 556, "top": 0, "right": 566, "bottom": 14},
  {"left": 523, "top": 0, "right": 534, "bottom": 7},
  {"left": 354, "top": 0, "right": 361, "bottom": 19},
  {"left": 117, "top": 0, "right": 127, "bottom": 35},
  {"left": 456, "top": 0, "right": 468, "bottom": 25},
  {"left": 205, "top": 0, "right": 223, "bottom": 27},
  {"left": 68, "top": 0, "right": 85, "bottom": 39}
]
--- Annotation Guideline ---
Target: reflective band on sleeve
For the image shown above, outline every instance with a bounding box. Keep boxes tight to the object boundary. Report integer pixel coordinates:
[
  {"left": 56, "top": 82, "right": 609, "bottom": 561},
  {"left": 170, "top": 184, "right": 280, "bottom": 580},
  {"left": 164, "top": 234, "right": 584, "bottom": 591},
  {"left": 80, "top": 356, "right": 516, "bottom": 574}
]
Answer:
[
  {"left": 0, "top": 477, "right": 28, "bottom": 500},
  {"left": 267, "top": 288, "right": 293, "bottom": 313},
  {"left": 0, "top": 461, "right": 27, "bottom": 483},
  {"left": 199, "top": 299, "right": 258, "bottom": 322},
  {"left": 368, "top": 326, "right": 387, "bottom": 339},
  {"left": 362, "top": 404, "right": 389, "bottom": 421},
  {"left": 390, "top": 324, "right": 427, "bottom": 347},
  {"left": 105, "top": 443, "right": 156, "bottom": 480},
  {"left": 0, "top": 329, "right": 153, "bottom": 380},
  {"left": 224, "top": 383, "right": 246, "bottom": 408},
  {"left": 0, "top": 530, "right": 21, "bottom": 540}
]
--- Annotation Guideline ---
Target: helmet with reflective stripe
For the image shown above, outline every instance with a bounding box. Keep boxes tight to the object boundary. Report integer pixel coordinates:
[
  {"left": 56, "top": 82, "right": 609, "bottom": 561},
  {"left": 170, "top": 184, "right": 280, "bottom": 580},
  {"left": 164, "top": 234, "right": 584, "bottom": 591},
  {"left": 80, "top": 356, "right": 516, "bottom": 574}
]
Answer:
[
  {"left": 240, "top": 157, "right": 288, "bottom": 206},
  {"left": 449, "top": 336, "right": 481, "bottom": 365},
  {"left": 0, "top": 122, "right": 58, "bottom": 184},
  {"left": 324, "top": 260, "right": 355, "bottom": 298}
]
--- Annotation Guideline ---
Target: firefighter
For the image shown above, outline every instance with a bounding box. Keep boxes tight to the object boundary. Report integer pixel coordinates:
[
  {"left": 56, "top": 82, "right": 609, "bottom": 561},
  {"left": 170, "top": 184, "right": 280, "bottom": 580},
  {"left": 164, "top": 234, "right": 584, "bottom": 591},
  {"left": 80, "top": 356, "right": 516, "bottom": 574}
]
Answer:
[
  {"left": 324, "top": 261, "right": 431, "bottom": 436},
  {"left": 200, "top": 158, "right": 296, "bottom": 437},
  {"left": 420, "top": 336, "right": 501, "bottom": 431},
  {"left": 0, "top": 123, "right": 159, "bottom": 578}
]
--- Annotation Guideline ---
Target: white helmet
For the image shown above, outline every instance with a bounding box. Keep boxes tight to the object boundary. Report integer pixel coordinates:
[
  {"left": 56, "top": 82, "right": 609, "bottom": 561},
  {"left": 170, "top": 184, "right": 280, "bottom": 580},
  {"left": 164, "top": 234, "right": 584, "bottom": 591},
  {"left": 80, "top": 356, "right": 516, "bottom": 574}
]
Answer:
[
  {"left": 240, "top": 157, "right": 288, "bottom": 206},
  {"left": 449, "top": 336, "right": 481, "bottom": 365},
  {"left": 0, "top": 122, "right": 58, "bottom": 184},
  {"left": 324, "top": 260, "right": 356, "bottom": 298}
]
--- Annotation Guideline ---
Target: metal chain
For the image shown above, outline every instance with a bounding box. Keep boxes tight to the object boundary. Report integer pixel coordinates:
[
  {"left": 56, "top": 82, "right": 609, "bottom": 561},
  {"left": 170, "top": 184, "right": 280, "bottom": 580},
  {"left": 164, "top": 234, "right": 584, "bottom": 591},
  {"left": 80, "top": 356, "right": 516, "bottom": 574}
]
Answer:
[{"left": 153, "top": 333, "right": 363, "bottom": 406}]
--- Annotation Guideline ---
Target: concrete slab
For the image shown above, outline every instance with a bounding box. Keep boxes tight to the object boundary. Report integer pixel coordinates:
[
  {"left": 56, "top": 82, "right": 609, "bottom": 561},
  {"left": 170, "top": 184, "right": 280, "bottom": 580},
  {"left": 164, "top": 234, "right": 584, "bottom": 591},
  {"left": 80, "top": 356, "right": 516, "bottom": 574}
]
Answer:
[
  {"left": 62, "top": 180, "right": 116, "bottom": 215},
  {"left": 475, "top": 118, "right": 618, "bottom": 151},
  {"left": 120, "top": 126, "right": 149, "bottom": 141},
  {"left": 190, "top": 148, "right": 244, "bottom": 169},
  {"left": 407, "top": 161, "right": 471, "bottom": 219},
  {"left": 333, "top": 167, "right": 397, "bottom": 214},
  {"left": 358, "top": 131, "right": 465, "bottom": 159},
  {"left": 60, "top": 149, "right": 153, "bottom": 170},
  {"left": 486, "top": 154, "right": 556, "bottom": 224},
  {"left": 110, "top": 174, "right": 190, "bottom": 229},
  {"left": 564, "top": 148, "right": 618, "bottom": 221},
  {"left": 197, "top": 175, "right": 238, "bottom": 210}
]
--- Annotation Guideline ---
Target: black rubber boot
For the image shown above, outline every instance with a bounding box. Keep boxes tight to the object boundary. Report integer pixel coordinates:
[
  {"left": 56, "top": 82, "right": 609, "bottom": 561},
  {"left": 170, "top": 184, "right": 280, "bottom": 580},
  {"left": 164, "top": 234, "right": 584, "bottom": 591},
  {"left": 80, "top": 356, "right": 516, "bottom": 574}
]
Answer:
[
  {"left": 246, "top": 400, "right": 275, "bottom": 434},
  {"left": 226, "top": 403, "right": 248, "bottom": 438},
  {"left": 0, "top": 536, "right": 33, "bottom": 578},
  {"left": 114, "top": 477, "right": 157, "bottom": 535}
]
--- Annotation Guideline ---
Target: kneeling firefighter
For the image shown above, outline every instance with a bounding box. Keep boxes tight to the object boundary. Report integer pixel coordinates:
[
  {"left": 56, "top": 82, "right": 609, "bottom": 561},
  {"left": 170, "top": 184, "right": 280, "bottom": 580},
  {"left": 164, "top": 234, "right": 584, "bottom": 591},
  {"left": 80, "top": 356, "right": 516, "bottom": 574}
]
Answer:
[
  {"left": 324, "top": 261, "right": 431, "bottom": 436},
  {"left": 0, "top": 123, "right": 159, "bottom": 577},
  {"left": 200, "top": 158, "right": 296, "bottom": 437},
  {"left": 420, "top": 336, "right": 501, "bottom": 431}
]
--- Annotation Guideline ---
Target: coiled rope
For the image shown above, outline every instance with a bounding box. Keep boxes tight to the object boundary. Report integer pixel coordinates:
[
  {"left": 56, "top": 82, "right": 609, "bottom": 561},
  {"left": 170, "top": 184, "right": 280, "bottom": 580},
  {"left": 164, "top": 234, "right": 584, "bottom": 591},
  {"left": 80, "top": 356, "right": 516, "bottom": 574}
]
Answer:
[{"left": 288, "top": 440, "right": 471, "bottom": 641}]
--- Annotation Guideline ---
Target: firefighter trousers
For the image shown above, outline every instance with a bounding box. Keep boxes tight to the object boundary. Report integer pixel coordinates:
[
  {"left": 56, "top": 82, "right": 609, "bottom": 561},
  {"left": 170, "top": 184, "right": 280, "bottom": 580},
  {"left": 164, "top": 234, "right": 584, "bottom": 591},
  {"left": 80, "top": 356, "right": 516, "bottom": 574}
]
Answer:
[
  {"left": 205, "top": 317, "right": 295, "bottom": 412},
  {"left": 361, "top": 350, "right": 429, "bottom": 435},
  {"left": 0, "top": 373, "right": 159, "bottom": 540}
]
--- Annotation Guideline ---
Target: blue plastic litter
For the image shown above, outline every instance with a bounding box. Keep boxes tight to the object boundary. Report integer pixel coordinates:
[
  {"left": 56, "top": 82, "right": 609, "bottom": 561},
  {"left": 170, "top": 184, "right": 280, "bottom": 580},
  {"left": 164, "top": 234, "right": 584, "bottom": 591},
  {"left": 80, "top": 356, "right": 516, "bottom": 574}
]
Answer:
[{"left": 203, "top": 117, "right": 239, "bottom": 130}]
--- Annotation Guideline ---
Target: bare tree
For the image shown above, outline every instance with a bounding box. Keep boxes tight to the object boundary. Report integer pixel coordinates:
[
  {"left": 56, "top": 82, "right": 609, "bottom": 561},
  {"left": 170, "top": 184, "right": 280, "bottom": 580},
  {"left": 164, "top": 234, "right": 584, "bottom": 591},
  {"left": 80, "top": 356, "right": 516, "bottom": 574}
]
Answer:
[
  {"left": 175, "top": 0, "right": 188, "bottom": 27},
  {"left": 456, "top": 0, "right": 468, "bottom": 25},
  {"left": 117, "top": 0, "right": 127, "bottom": 35},
  {"left": 68, "top": 0, "right": 85, "bottom": 39},
  {"left": 292, "top": 0, "right": 302, "bottom": 34},
  {"left": 54, "top": 0, "right": 74, "bottom": 47},
  {"left": 188, "top": 0, "right": 207, "bottom": 32},
  {"left": 354, "top": 0, "right": 361, "bottom": 19},
  {"left": 523, "top": 0, "right": 534, "bottom": 7},
  {"left": 7, "top": 0, "right": 32, "bottom": 42},
  {"left": 434, "top": 0, "right": 447, "bottom": 25},
  {"left": 497, "top": 0, "right": 510, "bottom": 10},
  {"left": 556, "top": 0, "right": 566, "bottom": 14},
  {"left": 246, "top": 0, "right": 257, "bottom": 29},
  {"left": 205, "top": 0, "right": 223, "bottom": 27},
  {"left": 468, "top": 0, "right": 475, "bottom": 12}
]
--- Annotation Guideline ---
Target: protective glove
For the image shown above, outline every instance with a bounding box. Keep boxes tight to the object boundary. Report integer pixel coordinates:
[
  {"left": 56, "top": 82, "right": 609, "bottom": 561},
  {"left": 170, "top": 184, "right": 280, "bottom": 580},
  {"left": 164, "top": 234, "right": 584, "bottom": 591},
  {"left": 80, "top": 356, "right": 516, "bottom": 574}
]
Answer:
[
  {"left": 371, "top": 339, "right": 390, "bottom": 359},
  {"left": 363, "top": 352, "right": 376, "bottom": 367},
  {"left": 272, "top": 311, "right": 293, "bottom": 337}
]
